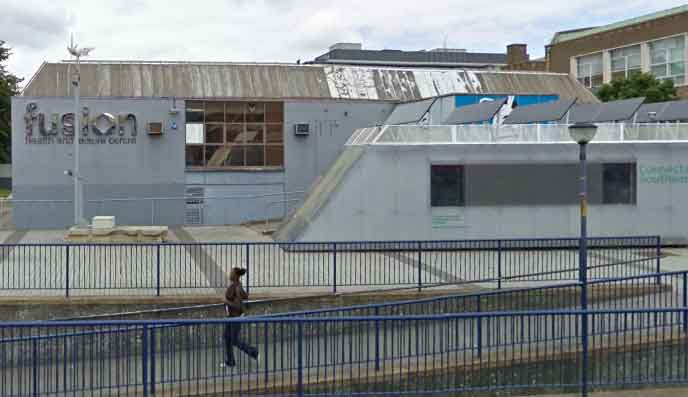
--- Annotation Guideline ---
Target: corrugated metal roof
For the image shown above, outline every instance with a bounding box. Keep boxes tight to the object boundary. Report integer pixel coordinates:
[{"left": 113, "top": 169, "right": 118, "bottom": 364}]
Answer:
[
  {"left": 551, "top": 5, "right": 688, "bottom": 44},
  {"left": 313, "top": 48, "right": 507, "bottom": 66},
  {"left": 22, "top": 62, "right": 598, "bottom": 103}
]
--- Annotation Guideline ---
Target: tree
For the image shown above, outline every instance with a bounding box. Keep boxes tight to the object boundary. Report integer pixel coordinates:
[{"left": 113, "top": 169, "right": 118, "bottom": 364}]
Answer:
[
  {"left": 0, "top": 41, "right": 20, "bottom": 163},
  {"left": 596, "top": 72, "right": 677, "bottom": 103}
]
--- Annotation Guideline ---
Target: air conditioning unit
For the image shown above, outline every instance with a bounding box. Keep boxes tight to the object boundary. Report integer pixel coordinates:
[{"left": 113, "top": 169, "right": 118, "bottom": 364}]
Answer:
[{"left": 294, "top": 123, "right": 310, "bottom": 136}]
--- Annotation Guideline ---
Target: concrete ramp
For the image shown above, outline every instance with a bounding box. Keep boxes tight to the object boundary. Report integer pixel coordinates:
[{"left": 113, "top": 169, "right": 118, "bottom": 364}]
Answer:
[{"left": 274, "top": 146, "right": 365, "bottom": 241}]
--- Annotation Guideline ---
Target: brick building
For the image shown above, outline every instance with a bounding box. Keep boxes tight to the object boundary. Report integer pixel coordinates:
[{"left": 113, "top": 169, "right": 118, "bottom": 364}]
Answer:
[{"left": 507, "top": 5, "right": 688, "bottom": 98}]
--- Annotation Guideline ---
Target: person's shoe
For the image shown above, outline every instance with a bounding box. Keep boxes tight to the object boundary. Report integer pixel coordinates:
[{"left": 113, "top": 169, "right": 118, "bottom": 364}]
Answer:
[{"left": 220, "top": 360, "right": 235, "bottom": 369}]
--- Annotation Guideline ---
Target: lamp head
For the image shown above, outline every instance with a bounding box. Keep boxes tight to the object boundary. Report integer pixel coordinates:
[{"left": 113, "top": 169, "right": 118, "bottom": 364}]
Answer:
[{"left": 568, "top": 122, "right": 598, "bottom": 145}]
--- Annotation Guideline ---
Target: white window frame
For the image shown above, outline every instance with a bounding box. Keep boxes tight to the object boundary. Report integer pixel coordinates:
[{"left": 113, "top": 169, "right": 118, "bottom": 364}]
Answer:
[
  {"left": 610, "top": 45, "right": 641, "bottom": 80},
  {"left": 576, "top": 53, "right": 603, "bottom": 89},
  {"left": 649, "top": 35, "right": 685, "bottom": 86}
]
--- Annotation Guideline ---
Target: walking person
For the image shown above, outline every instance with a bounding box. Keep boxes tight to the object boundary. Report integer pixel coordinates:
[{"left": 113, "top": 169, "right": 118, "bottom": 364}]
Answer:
[{"left": 223, "top": 267, "right": 258, "bottom": 367}]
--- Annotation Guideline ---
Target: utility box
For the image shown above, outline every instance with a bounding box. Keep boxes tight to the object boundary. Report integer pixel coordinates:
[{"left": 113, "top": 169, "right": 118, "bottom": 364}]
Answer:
[{"left": 92, "top": 216, "right": 116, "bottom": 229}]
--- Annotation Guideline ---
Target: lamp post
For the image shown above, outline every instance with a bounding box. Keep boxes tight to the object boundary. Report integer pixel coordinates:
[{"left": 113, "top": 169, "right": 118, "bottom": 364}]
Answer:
[
  {"left": 568, "top": 122, "right": 597, "bottom": 397},
  {"left": 67, "top": 37, "right": 94, "bottom": 226}
]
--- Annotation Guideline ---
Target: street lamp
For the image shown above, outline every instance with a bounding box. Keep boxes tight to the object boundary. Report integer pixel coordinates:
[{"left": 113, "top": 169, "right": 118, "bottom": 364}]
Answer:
[
  {"left": 568, "top": 122, "right": 597, "bottom": 397},
  {"left": 67, "top": 36, "right": 94, "bottom": 226}
]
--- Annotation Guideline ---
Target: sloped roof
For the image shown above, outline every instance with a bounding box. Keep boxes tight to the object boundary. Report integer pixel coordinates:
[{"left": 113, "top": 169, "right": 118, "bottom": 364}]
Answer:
[
  {"left": 551, "top": 5, "right": 688, "bottom": 44},
  {"left": 22, "top": 62, "right": 598, "bottom": 103}
]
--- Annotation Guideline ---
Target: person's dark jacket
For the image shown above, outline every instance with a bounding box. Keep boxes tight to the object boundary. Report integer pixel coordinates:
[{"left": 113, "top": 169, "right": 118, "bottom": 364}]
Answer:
[{"left": 225, "top": 283, "right": 248, "bottom": 317}]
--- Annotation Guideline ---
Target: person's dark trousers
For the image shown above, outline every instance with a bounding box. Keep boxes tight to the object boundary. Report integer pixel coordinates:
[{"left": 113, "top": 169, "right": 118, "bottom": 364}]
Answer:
[{"left": 224, "top": 321, "right": 258, "bottom": 366}]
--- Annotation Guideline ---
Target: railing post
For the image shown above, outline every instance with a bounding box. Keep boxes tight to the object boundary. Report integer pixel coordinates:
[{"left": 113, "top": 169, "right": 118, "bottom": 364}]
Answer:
[
  {"left": 142, "top": 325, "right": 149, "bottom": 397},
  {"left": 297, "top": 322, "right": 304, "bottom": 397},
  {"left": 476, "top": 296, "right": 482, "bottom": 359},
  {"left": 581, "top": 311, "right": 589, "bottom": 397},
  {"left": 65, "top": 245, "right": 70, "bottom": 298},
  {"left": 497, "top": 240, "right": 502, "bottom": 290},
  {"left": 155, "top": 245, "right": 161, "bottom": 297},
  {"left": 417, "top": 241, "right": 422, "bottom": 292},
  {"left": 683, "top": 272, "right": 687, "bottom": 333},
  {"left": 656, "top": 237, "right": 662, "bottom": 285},
  {"left": 374, "top": 306, "right": 380, "bottom": 371},
  {"left": 332, "top": 243, "right": 337, "bottom": 294},
  {"left": 150, "top": 327, "right": 156, "bottom": 395},
  {"left": 32, "top": 338, "right": 38, "bottom": 397},
  {"left": 245, "top": 243, "right": 250, "bottom": 295}
]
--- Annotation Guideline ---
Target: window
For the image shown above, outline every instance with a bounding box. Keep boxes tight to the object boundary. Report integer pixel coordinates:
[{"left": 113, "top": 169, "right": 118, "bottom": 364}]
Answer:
[
  {"left": 576, "top": 53, "right": 604, "bottom": 89},
  {"left": 603, "top": 163, "right": 636, "bottom": 204},
  {"left": 611, "top": 45, "right": 641, "bottom": 80},
  {"left": 432, "top": 163, "right": 637, "bottom": 207},
  {"left": 185, "top": 101, "right": 284, "bottom": 169},
  {"left": 431, "top": 165, "right": 464, "bottom": 207},
  {"left": 649, "top": 36, "right": 685, "bottom": 85}
]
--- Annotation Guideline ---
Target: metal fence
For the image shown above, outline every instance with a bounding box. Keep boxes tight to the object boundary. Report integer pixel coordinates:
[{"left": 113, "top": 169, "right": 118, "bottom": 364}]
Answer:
[
  {"left": 0, "top": 236, "right": 660, "bottom": 296},
  {"left": 1, "top": 307, "right": 687, "bottom": 396}
]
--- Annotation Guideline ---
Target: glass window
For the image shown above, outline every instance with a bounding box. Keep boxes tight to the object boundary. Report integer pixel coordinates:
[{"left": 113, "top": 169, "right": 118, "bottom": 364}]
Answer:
[
  {"left": 650, "top": 36, "right": 685, "bottom": 85},
  {"left": 205, "top": 102, "right": 224, "bottom": 122},
  {"left": 245, "top": 124, "right": 265, "bottom": 144},
  {"left": 603, "top": 164, "right": 636, "bottom": 204},
  {"left": 266, "top": 102, "right": 284, "bottom": 123},
  {"left": 185, "top": 146, "right": 204, "bottom": 167},
  {"left": 245, "top": 146, "right": 265, "bottom": 166},
  {"left": 205, "top": 124, "right": 224, "bottom": 144},
  {"left": 185, "top": 101, "right": 284, "bottom": 169},
  {"left": 185, "top": 101, "right": 204, "bottom": 123},
  {"left": 226, "top": 124, "right": 244, "bottom": 144},
  {"left": 611, "top": 45, "right": 641, "bottom": 80},
  {"left": 185, "top": 123, "right": 203, "bottom": 144},
  {"left": 245, "top": 103, "right": 265, "bottom": 123},
  {"left": 576, "top": 53, "right": 603, "bottom": 89},
  {"left": 431, "top": 165, "right": 464, "bottom": 207},
  {"left": 266, "top": 146, "right": 284, "bottom": 166},
  {"left": 266, "top": 124, "right": 284, "bottom": 143}
]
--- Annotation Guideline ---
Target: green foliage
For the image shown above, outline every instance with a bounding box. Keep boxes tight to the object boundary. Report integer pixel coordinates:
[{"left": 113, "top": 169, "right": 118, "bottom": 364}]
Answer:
[
  {"left": 0, "top": 40, "right": 21, "bottom": 163},
  {"left": 596, "top": 72, "right": 677, "bottom": 103}
]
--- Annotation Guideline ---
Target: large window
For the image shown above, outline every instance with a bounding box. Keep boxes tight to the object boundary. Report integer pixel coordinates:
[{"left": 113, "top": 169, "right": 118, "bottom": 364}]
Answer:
[
  {"left": 611, "top": 45, "right": 641, "bottom": 81},
  {"left": 430, "top": 163, "right": 636, "bottom": 207},
  {"left": 649, "top": 36, "right": 685, "bottom": 85},
  {"left": 431, "top": 165, "right": 464, "bottom": 207},
  {"left": 576, "top": 53, "right": 604, "bottom": 89},
  {"left": 185, "top": 101, "right": 284, "bottom": 169}
]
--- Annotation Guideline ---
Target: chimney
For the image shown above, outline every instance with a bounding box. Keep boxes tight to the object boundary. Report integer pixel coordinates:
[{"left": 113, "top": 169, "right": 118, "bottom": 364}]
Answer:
[{"left": 507, "top": 44, "right": 529, "bottom": 65}]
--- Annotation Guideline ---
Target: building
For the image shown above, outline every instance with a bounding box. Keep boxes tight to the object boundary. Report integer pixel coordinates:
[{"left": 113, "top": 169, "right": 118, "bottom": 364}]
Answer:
[
  {"left": 311, "top": 42, "right": 507, "bottom": 69},
  {"left": 534, "top": 5, "right": 688, "bottom": 97},
  {"left": 12, "top": 61, "right": 596, "bottom": 228},
  {"left": 276, "top": 112, "right": 688, "bottom": 244}
]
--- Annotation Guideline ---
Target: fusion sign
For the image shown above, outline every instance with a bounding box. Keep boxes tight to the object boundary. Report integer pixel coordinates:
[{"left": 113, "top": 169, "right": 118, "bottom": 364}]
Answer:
[{"left": 24, "top": 102, "right": 138, "bottom": 145}]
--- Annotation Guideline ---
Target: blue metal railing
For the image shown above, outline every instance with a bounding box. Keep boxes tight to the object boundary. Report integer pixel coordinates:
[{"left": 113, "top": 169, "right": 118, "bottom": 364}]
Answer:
[
  {"left": 0, "top": 236, "right": 660, "bottom": 296},
  {"left": 1, "top": 307, "right": 687, "bottom": 396}
]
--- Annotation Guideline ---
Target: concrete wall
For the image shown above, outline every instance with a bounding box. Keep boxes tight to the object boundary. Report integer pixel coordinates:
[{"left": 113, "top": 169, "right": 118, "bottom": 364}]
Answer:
[
  {"left": 185, "top": 170, "right": 286, "bottom": 224},
  {"left": 11, "top": 97, "right": 185, "bottom": 228},
  {"left": 298, "top": 143, "right": 688, "bottom": 243},
  {"left": 283, "top": 100, "right": 394, "bottom": 210}
]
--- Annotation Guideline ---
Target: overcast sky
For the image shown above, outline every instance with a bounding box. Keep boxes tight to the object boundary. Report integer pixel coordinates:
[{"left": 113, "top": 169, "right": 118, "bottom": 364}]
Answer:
[{"left": 2, "top": 0, "right": 686, "bottom": 84}]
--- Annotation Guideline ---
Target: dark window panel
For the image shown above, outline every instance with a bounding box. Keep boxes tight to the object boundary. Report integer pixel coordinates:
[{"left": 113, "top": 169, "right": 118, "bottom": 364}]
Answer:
[
  {"left": 227, "top": 103, "right": 244, "bottom": 123},
  {"left": 185, "top": 145, "right": 204, "bottom": 167},
  {"left": 603, "top": 163, "right": 636, "bottom": 204},
  {"left": 205, "top": 102, "right": 225, "bottom": 122},
  {"left": 205, "top": 124, "right": 224, "bottom": 144},
  {"left": 226, "top": 124, "right": 244, "bottom": 144},
  {"left": 266, "top": 102, "right": 284, "bottom": 123},
  {"left": 266, "top": 123, "right": 284, "bottom": 143},
  {"left": 204, "top": 145, "right": 225, "bottom": 167},
  {"left": 245, "top": 124, "right": 265, "bottom": 144},
  {"left": 225, "top": 145, "right": 246, "bottom": 167},
  {"left": 266, "top": 145, "right": 284, "bottom": 167},
  {"left": 246, "top": 103, "right": 265, "bottom": 123},
  {"left": 431, "top": 165, "right": 464, "bottom": 207},
  {"left": 245, "top": 146, "right": 266, "bottom": 166}
]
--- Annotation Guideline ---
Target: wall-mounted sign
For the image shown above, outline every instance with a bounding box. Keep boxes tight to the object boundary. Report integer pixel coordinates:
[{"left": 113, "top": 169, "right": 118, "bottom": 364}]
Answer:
[{"left": 23, "top": 102, "right": 140, "bottom": 145}]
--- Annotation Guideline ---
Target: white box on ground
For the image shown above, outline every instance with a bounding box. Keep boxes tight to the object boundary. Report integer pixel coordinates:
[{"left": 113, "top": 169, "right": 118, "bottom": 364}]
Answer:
[{"left": 92, "top": 216, "right": 116, "bottom": 229}]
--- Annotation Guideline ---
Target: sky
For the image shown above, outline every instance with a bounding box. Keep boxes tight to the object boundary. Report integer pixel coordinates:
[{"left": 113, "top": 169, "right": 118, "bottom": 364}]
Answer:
[{"left": 1, "top": 0, "right": 687, "bottom": 85}]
